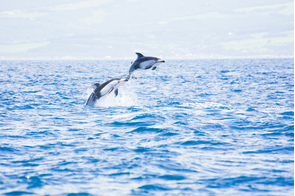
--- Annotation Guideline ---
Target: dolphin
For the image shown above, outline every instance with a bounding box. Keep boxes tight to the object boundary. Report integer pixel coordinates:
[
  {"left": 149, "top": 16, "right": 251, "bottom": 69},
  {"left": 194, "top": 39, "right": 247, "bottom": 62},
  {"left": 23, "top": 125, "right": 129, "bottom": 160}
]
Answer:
[
  {"left": 128, "top": 52, "right": 165, "bottom": 79},
  {"left": 85, "top": 78, "right": 128, "bottom": 105}
]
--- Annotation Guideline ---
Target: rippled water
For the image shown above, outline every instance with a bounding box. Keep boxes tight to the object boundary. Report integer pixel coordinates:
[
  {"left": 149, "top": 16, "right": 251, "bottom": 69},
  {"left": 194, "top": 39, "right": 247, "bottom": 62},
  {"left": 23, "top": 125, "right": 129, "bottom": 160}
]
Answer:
[{"left": 0, "top": 59, "right": 294, "bottom": 195}]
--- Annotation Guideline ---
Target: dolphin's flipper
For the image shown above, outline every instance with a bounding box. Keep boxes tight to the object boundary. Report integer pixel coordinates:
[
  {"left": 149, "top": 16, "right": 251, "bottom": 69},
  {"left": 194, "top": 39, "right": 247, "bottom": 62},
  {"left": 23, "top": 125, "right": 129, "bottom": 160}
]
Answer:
[
  {"left": 114, "top": 89, "right": 118, "bottom": 97},
  {"left": 152, "top": 67, "right": 157, "bottom": 70}
]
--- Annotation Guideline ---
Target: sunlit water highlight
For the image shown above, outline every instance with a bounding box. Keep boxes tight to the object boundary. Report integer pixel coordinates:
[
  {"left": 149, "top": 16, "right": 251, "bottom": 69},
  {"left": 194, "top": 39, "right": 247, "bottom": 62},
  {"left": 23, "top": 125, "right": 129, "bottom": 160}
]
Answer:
[{"left": 0, "top": 59, "right": 294, "bottom": 195}]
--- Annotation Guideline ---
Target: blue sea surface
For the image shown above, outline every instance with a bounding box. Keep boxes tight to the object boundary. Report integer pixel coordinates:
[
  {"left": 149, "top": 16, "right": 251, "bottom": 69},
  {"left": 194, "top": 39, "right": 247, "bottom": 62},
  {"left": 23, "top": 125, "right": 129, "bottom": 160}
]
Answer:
[{"left": 0, "top": 59, "right": 294, "bottom": 195}]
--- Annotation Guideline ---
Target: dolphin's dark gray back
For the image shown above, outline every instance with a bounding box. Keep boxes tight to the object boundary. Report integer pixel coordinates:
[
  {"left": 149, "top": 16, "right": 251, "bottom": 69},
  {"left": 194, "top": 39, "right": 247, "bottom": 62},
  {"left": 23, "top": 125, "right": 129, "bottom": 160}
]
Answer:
[{"left": 135, "top": 52, "right": 160, "bottom": 61}]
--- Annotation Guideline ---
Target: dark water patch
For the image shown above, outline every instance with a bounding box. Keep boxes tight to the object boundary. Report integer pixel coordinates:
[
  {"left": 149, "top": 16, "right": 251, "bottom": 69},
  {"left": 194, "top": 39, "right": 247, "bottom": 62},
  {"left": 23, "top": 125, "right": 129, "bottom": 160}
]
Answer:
[
  {"left": 160, "top": 132, "right": 179, "bottom": 136},
  {"left": 158, "top": 174, "right": 186, "bottom": 181},
  {"left": 87, "top": 158, "right": 100, "bottom": 163},
  {"left": 38, "top": 143, "right": 56, "bottom": 149},
  {"left": 280, "top": 111, "right": 294, "bottom": 116},
  {"left": 12, "top": 157, "right": 44, "bottom": 166},
  {"left": 107, "top": 121, "right": 154, "bottom": 127},
  {"left": 138, "top": 184, "right": 169, "bottom": 191},
  {"left": 239, "top": 186, "right": 270, "bottom": 193},
  {"left": 22, "top": 90, "right": 40, "bottom": 94},
  {"left": 231, "top": 89, "right": 242, "bottom": 93},
  {"left": 131, "top": 174, "right": 158, "bottom": 181},
  {"left": 193, "top": 130, "right": 206, "bottom": 136},
  {"left": 201, "top": 146, "right": 230, "bottom": 151},
  {"left": 158, "top": 162, "right": 198, "bottom": 173},
  {"left": 68, "top": 128, "right": 82, "bottom": 132},
  {"left": 262, "top": 131, "right": 283, "bottom": 137},
  {"left": 220, "top": 70, "right": 230, "bottom": 73},
  {"left": 75, "top": 148, "right": 88, "bottom": 153},
  {"left": 94, "top": 132, "right": 103, "bottom": 136},
  {"left": 38, "top": 141, "right": 76, "bottom": 149},
  {"left": 131, "top": 113, "right": 157, "bottom": 120},
  {"left": 275, "top": 91, "right": 285, "bottom": 93},
  {"left": 181, "top": 140, "right": 211, "bottom": 146},
  {"left": 230, "top": 121, "right": 286, "bottom": 131},
  {"left": 4, "top": 191, "right": 34, "bottom": 196},
  {"left": 67, "top": 193, "right": 94, "bottom": 196},
  {"left": 270, "top": 169, "right": 286, "bottom": 173},
  {"left": 10, "top": 105, "right": 35, "bottom": 110},
  {"left": 0, "top": 146, "right": 17, "bottom": 152},
  {"left": 59, "top": 142, "right": 76, "bottom": 147},
  {"left": 134, "top": 147, "right": 151, "bottom": 153},
  {"left": 103, "top": 147, "right": 119, "bottom": 151},
  {"left": 201, "top": 123, "right": 224, "bottom": 131},
  {"left": 129, "top": 127, "right": 164, "bottom": 134},
  {"left": 205, "top": 176, "right": 266, "bottom": 189},
  {"left": 256, "top": 176, "right": 294, "bottom": 186},
  {"left": 48, "top": 151, "right": 60, "bottom": 156},
  {"left": 172, "top": 102, "right": 187, "bottom": 108},
  {"left": 51, "top": 167, "right": 75, "bottom": 172},
  {"left": 180, "top": 140, "right": 228, "bottom": 146},
  {"left": 220, "top": 76, "right": 229, "bottom": 80},
  {"left": 58, "top": 160, "right": 78, "bottom": 166},
  {"left": 19, "top": 175, "right": 44, "bottom": 189},
  {"left": 109, "top": 172, "right": 131, "bottom": 176},
  {"left": 246, "top": 107, "right": 256, "bottom": 112},
  {"left": 218, "top": 105, "right": 232, "bottom": 110},
  {"left": 172, "top": 112, "right": 190, "bottom": 118},
  {"left": 173, "top": 121, "right": 188, "bottom": 125},
  {"left": 285, "top": 131, "right": 294, "bottom": 138},
  {"left": 262, "top": 125, "right": 294, "bottom": 137},
  {"left": 112, "top": 134, "right": 121, "bottom": 138},
  {"left": 198, "top": 93, "right": 212, "bottom": 97},
  {"left": 25, "top": 130, "right": 54, "bottom": 136},
  {"left": 243, "top": 146, "right": 293, "bottom": 154}
]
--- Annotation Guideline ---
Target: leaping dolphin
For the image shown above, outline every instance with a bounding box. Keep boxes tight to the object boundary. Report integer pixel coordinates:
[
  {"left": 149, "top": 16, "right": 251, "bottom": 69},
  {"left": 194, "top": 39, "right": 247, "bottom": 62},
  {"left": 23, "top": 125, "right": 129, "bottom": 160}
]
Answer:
[
  {"left": 85, "top": 78, "right": 127, "bottom": 105},
  {"left": 128, "top": 52, "right": 165, "bottom": 79}
]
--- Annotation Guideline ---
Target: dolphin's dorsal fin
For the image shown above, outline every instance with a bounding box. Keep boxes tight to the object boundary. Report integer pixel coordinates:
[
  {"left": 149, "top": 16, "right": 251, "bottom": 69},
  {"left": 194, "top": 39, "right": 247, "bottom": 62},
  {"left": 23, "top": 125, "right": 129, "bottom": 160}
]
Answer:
[
  {"left": 136, "top": 52, "right": 144, "bottom": 59},
  {"left": 90, "top": 83, "right": 100, "bottom": 91},
  {"left": 92, "top": 83, "right": 100, "bottom": 88}
]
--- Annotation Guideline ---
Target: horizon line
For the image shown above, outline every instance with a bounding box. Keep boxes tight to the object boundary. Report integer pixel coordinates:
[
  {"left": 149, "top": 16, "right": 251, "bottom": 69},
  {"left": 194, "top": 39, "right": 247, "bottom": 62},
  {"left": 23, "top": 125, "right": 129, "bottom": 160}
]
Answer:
[{"left": 0, "top": 55, "right": 293, "bottom": 61}]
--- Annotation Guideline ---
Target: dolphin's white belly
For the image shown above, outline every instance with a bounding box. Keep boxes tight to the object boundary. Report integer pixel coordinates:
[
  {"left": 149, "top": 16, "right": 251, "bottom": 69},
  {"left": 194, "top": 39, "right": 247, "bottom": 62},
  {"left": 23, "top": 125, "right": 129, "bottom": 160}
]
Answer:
[
  {"left": 139, "top": 60, "right": 156, "bottom": 69},
  {"left": 100, "top": 80, "right": 120, "bottom": 96},
  {"left": 100, "top": 79, "right": 127, "bottom": 97}
]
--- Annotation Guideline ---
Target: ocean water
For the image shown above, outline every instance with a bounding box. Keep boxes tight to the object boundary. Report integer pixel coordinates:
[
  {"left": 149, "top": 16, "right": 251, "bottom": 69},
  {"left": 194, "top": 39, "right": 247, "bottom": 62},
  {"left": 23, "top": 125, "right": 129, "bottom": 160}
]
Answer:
[{"left": 0, "top": 59, "right": 293, "bottom": 196}]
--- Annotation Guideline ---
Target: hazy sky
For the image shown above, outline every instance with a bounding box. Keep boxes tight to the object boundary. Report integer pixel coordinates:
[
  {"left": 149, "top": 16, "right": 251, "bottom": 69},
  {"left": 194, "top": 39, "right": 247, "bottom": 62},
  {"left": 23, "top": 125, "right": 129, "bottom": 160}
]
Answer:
[{"left": 0, "top": 0, "right": 293, "bottom": 59}]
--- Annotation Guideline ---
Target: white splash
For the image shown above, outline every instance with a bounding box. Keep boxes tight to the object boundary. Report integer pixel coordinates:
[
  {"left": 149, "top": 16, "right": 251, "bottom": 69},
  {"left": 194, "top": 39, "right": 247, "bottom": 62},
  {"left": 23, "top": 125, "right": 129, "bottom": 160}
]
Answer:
[{"left": 84, "top": 82, "right": 138, "bottom": 107}]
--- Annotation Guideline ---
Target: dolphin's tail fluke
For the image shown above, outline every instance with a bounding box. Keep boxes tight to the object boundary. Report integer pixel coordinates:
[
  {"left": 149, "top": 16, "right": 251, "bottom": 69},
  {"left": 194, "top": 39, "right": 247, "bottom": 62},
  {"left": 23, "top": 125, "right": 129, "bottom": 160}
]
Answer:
[{"left": 126, "top": 74, "right": 138, "bottom": 80}]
